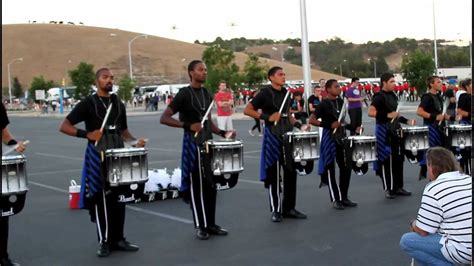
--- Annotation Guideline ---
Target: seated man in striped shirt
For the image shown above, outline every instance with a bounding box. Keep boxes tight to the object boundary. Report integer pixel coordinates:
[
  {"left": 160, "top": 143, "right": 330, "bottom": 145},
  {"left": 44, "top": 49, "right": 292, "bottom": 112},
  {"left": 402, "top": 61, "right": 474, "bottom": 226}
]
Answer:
[{"left": 400, "top": 147, "right": 472, "bottom": 265}]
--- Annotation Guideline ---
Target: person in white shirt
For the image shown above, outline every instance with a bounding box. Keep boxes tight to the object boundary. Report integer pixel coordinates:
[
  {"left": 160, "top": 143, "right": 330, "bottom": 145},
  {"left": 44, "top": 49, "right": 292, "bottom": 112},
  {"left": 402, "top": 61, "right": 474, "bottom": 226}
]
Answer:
[{"left": 400, "top": 146, "right": 472, "bottom": 265}]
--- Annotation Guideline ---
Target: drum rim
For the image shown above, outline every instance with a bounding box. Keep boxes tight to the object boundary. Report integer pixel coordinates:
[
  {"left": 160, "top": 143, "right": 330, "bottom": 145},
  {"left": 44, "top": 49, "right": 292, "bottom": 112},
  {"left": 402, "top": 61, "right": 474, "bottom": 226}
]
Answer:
[
  {"left": 346, "top": 136, "right": 376, "bottom": 141},
  {"left": 402, "top": 126, "right": 428, "bottom": 131},
  {"left": 105, "top": 147, "right": 148, "bottom": 153},
  {"left": 448, "top": 124, "right": 472, "bottom": 129},
  {"left": 206, "top": 139, "right": 243, "bottom": 145},
  {"left": 2, "top": 154, "right": 26, "bottom": 162},
  {"left": 286, "top": 131, "right": 319, "bottom": 136}
]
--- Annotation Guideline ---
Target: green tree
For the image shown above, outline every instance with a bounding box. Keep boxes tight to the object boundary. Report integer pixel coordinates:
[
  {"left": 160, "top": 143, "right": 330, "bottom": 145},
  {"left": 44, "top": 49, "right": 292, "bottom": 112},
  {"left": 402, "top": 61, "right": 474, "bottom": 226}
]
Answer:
[
  {"left": 242, "top": 54, "right": 268, "bottom": 87},
  {"left": 117, "top": 75, "right": 135, "bottom": 104},
  {"left": 400, "top": 50, "right": 436, "bottom": 95},
  {"left": 69, "top": 62, "right": 95, "bottom": 99},
  {"left": 29, "top": 76, "right": 55, "bottom": 101},
  {"left": 202, "top": 45, "right": 242, "bottom": 91},
  {"left": 12, "top": 77, "right": 23, "bottom": 98}
]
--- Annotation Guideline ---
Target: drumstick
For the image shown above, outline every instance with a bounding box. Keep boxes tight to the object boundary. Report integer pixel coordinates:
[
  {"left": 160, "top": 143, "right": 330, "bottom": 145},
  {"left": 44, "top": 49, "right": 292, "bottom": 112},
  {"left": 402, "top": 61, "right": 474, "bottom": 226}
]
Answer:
[
  {"left": 438, "top": 99, "right": 448, "bottom": 126},
  {"left": 95, "top": 104, "right": 113, "bottom": 147},
  {"left": 333, "top": 98, "right": 347, "bottom": 134},
  {"left": 194, "top": 100, "right": 215, "bottom": 137},
  {"left": 2, "top": 140, "right": 30, "bottom": 156},
  {"left": 390, "top": 100, "right": 403, "bottom": 123},
  {"left": 274, "top": 90, "right": 291, "bottom": 126}
]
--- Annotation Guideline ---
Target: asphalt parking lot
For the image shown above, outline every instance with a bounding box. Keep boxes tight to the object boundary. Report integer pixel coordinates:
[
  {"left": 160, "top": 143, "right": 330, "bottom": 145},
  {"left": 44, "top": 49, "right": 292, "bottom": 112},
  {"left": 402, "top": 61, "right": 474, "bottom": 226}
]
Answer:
[{"left": 4, "top": 104, "right": 432, "bottom": 265}]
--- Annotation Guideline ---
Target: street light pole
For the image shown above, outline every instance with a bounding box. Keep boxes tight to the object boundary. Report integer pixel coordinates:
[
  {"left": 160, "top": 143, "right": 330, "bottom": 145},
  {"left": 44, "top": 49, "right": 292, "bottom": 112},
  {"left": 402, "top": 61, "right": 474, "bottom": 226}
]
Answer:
[
  {"left": 7, "top": 57, "right": 23, "bottom": 109},
  {"left": 128, "top": 34, "right": 148, "bottom": 81},
  {"left": 339, "top": 59, "right": 346, "bottom": 76},
  {"left": 432, "top": 0, "right": 439, "bottom": 74}
]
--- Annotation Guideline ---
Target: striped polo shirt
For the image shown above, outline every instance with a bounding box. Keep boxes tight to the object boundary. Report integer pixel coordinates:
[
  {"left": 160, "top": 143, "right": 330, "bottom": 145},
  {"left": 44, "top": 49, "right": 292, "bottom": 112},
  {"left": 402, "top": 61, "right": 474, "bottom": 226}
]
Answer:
[{"left": 416, "top": 171, "right": 472, "bottom": 264}]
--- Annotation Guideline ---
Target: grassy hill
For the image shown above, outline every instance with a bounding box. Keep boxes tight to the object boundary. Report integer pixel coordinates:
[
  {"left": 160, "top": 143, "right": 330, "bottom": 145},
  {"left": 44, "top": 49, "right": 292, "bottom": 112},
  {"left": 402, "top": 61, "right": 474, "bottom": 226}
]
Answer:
[{"left": 1, "top": 24, "right": 344, "bottom": 91}]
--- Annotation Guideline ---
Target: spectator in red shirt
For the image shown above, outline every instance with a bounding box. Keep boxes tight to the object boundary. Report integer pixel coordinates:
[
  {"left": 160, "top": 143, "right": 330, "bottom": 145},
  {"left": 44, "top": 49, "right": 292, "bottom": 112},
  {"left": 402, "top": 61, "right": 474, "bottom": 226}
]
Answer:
[{"left": 214, "top": 81, "right": 234, "bottom": 131}]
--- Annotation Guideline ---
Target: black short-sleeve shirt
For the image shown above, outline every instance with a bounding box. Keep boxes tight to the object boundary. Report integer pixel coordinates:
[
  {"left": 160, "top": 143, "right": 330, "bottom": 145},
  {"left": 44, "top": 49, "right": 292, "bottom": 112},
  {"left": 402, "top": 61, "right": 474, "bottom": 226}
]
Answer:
[
  {"left": 457, "top": 93, "right": 471, "bottom": 121},
  {"left": 251, "top": 85, "right": 290, "bottom": 126},
  {"left": 419, "top": 92, "right": 443, "bottom": 124},
  {"left": 169, "top": 86, "right": 212, "bottom": 125},
  {"left": 66, "top": 94, "right": 127, "bottom": 132},
  {"left": 370, "top": 90, "right": 399, "bottom": 124},
  {"left": 308, "top": 95, "right": 321, "bottom": 109},
  {"left": 314, "top": 98, "right": 343, "bottom": 129},
  {"left": 1, "top": 103, "right": 9, "bottom": 130}
]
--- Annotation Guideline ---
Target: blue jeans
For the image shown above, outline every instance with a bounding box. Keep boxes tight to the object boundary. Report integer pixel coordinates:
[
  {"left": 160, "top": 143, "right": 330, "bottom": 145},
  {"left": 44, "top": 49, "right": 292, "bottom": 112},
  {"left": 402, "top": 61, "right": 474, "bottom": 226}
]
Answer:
[{"left": 400, "top": 232, "right": 453, "bottom": 266}]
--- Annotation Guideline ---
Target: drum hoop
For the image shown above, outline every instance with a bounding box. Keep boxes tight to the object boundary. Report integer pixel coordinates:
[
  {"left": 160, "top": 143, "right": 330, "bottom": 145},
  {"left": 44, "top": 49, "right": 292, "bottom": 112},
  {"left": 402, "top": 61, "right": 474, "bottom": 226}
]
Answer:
[
  {"left": 402, "top": 126, "right": 428, "bottom": 132},
  {"left": 286, "top": 132, "right": 319, "bottom": 137},
  {"left": 2, "top": 155, "right": 26, "bottom": 165},
  {"left": 347, "top": 136, "right": 376, "bottom": 142},
  {"left": 206, "top": 140, "right": 243, "bottom": 146},
  {"left": 448, "top": 125, "right": 472, "bottom": 130},
  {"left": 105, "top": 148, "right": 148, "bottom": 157}
]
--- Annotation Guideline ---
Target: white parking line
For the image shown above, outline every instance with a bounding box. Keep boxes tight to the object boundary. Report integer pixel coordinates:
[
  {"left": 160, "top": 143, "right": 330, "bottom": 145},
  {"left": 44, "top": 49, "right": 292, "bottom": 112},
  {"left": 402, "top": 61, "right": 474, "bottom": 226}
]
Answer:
[
  {"left": 239, "top": 179, "right": 261, "bottom": 184},
  {"left": 243, "top": 150, "right": 261, "bottom": 154},
  {"left": 28, "top": 181, "right": 193, "bottom": 224}
]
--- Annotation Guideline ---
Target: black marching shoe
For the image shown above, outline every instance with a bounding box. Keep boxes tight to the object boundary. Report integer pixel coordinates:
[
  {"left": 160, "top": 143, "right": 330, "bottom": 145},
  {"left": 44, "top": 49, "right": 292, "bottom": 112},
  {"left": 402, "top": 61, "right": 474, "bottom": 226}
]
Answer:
[
  {"left": 341, "top": 199, "right": 358, "bottom": 207},
  {"left": 207, "top": 225, "right": 228, "bottom": 236},
  {"left": 385, "top": 190, "right": 396, "bottom": 199},
  {"left": 271, "top": 212, "right": 283, "bottom": 222},
  {"left": 395, "top": 188, "right": 412, "bottom": 196},
  {"left": 111, "top": 239, "right": 139, "bottom": 252},
  {"left": 282, "top": 209, "right": 307, "bottom": 219},
  {"left": 0, "top": 257, "right": 20, "bottom": 266},
  {"left": 333, "top": 201, "right": 345, "bottom": 210},
  {"left": 196, "top": 228, "right": 210, "bottom": 240},
  {"left": 96, "top": 243, "right": 111, "bottom": 257}
]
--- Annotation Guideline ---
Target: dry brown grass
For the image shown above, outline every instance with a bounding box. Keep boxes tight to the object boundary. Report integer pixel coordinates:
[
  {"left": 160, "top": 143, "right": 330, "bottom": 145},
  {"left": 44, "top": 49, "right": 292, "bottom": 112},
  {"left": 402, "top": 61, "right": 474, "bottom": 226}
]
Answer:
[{"left": 2, "top": 24, "right": 344, "bottom": 90}]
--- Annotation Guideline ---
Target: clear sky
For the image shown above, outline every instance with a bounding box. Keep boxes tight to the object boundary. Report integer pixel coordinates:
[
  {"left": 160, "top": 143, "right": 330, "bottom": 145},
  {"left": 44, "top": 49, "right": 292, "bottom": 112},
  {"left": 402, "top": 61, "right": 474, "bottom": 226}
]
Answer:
[{"left": 2, "top": 0, "right": 472, "bottom": 44}]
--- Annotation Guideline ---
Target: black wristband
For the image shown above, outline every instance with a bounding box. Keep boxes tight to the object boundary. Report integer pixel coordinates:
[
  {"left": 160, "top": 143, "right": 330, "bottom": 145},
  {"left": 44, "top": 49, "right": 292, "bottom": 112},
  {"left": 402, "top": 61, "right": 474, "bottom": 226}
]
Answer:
[
  {"left": 430, "top": 113, "right": 436, "bottom": 121},
  {"left": 449, "top": 115, "right": 455, "bottom": 122},
  {"left": 219, "top": 130, "right": 226, "bottom": 138},
  {"left": 260, "top": 113, "right": 270, "bottom": 122},
  {"left": 76, "top": 129, "right": 88, "bottom": 139},
  {"left": 294, "top": 122, "right": 302, "bottom": 129},
  {"left": 7, "top": 139, "right": 18, "bottom": 145},
  {"left": 183, "top": 122, "right": 191, "bottom": 131}
]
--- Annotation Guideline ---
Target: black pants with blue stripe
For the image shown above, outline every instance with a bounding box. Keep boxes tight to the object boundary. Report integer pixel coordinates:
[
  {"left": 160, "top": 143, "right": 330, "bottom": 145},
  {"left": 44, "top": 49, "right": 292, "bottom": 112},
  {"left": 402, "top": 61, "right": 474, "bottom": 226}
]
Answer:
[
  {"left": 188, "top": 150, "right": 217, "bottom": 230},
  {"left": 93, "top": 189, "right": 126, "bottom": 244},
  {"left": 321, "top": 144, "right": 352, "bottom": 202},
  {"left": 378, "top": 143, "right": 405, "bottom": 192},
  {"left": 264, "top": 159, "right": 297, "bottom": 214}
]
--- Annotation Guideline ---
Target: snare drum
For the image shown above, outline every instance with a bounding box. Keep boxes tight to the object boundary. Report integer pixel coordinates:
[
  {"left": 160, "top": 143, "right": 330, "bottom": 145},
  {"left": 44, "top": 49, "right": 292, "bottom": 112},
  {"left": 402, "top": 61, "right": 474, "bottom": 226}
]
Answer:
[
  {"left": 285, "top": 131, "right": 320, "bottom": 162},
  {"left": 105, "top": 147, "right": 148, "bottom": 186},
  {"left": 447, "top": 124, "right": 472, "bottom": 149},
  {"left": 206, "top": 139, "right": 244, "bottom": 176},
  {"left": 2, "top": 155, "right": 28, "bottom": 216},
  {"left": 2, "top": 155, "right": 28, "bottom": 195},
  {"left": 346, "top": 136, "right": 377, "bottom": 166},
  {"left": 402, "top": 126, "right": 429, "bottom": 154}
]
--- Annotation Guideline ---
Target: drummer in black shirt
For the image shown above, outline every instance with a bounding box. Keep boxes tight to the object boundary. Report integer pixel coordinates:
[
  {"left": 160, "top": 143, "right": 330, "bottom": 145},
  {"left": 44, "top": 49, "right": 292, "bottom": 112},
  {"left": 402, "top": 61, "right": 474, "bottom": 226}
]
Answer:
[
  {"left": 1, "top": 103, "right": 26, "bottom": 266},
  {"left": 244, "top": 66, "right": 308, "bottom": 222},
  {"left": 416, "top": 76, "right": 453, "bottom": 179},
  {"left": 457, "top": 78, "right": 472, "bottom": 124},
  {"left": 456, "top": 78, "right": 472, "bottom": 174},
  {"left": 309, "top": 79, "right": 359, "bottom": 210},
  {"left": 368, "top": 73, "right": 415, "bottom": 199},
  {"left": 59, "top": 68, "right": 146, "bottom": 257},
  {"left": 160, "top": 60, "right": 234, "bottom": 240}
]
